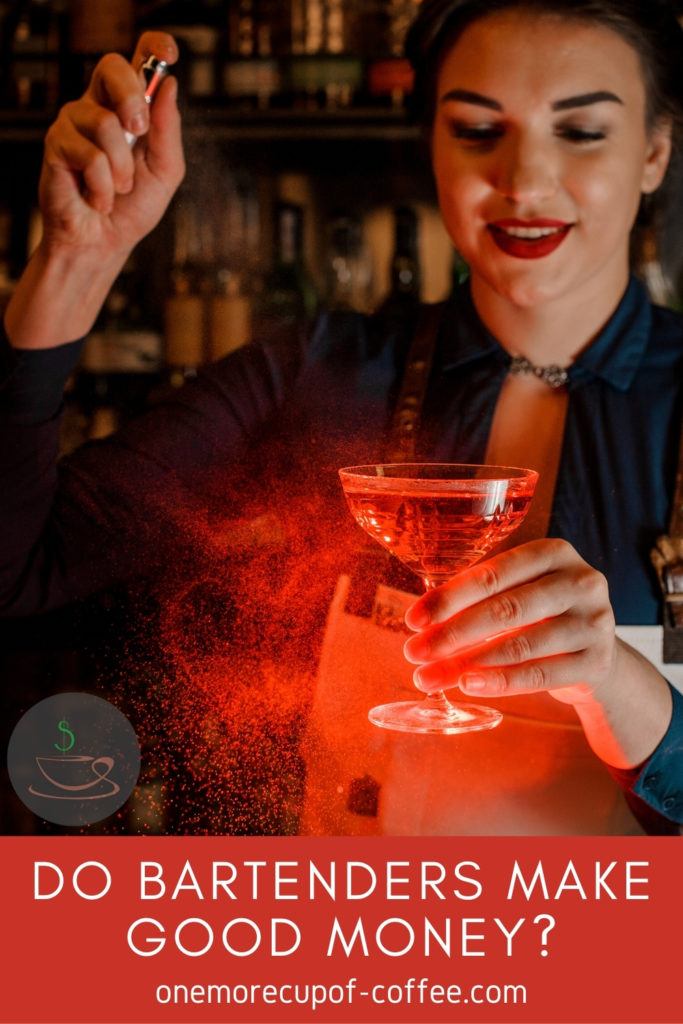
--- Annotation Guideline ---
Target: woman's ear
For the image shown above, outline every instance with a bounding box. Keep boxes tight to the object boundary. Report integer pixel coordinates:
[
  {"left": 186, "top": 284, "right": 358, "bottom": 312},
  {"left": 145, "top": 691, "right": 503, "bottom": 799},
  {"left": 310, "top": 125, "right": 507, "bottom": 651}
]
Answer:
[{"left": 641, "top": 119, "right": 673, "bottom": 194}]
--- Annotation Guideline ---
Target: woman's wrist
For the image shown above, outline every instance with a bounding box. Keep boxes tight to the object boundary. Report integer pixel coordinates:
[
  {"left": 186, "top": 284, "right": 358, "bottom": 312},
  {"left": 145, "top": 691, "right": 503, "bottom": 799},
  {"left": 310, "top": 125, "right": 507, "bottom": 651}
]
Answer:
[
  {"left": 574, "top": 638, "right": 673, "bottom": 769},
  {"left": 4, "top": 236, "right": 130, "bottom": 350}
]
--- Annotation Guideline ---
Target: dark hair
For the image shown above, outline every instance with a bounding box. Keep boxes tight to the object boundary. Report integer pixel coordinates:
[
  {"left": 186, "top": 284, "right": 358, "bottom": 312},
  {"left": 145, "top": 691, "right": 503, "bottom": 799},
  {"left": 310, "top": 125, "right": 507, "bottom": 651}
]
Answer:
[{"left": 405, "top": 0, "right": 683, "bottom": 144}]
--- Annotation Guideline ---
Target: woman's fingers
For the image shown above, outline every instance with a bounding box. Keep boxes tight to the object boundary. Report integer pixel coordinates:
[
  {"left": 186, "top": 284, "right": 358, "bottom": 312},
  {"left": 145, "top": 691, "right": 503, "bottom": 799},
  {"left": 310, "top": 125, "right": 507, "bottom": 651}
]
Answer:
[
  {"left": 86, "top": 52, "right": 150, "bottom": 140},
  {"left": 85, "top": 34, "right": 178, "bottom": 144},
  {"left": 142, "top": 74, "right": 185, "bottom": 190},
  {"left": 403, "top": 563, "right": 612, "bottom": 664},
  {"left": 130, "top": 31, "right": 179, "bottom": 75},
  {"left": 405, "top": 538, "right": 581, "bottom": 630},
  {"left": 67, "top": 98, "right": 136, "bottom": 195},
  {"left": 414, "top": 650, "right": 596, "bottom": 697},
  {"left": 42, "top": 33, "right": 184, "bottom": 224},
  {"left": 403, "top": 534, "right": 617, "bottom": 705},
  {"left": 411, "top": 613, "right": 608, "bottom": 692},
  {"left": 44, "top": 115, "right": 116, "bottom": 214},
  {"left": 85, "top": 39, "right": 184, "bottom": 196}
]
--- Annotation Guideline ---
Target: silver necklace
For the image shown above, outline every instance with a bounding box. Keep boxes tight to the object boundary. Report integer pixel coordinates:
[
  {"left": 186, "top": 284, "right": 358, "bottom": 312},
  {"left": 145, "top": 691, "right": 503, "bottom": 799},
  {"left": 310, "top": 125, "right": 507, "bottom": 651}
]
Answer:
[{"left": 509, "top": 355, "right": 569, "bottom": 390}]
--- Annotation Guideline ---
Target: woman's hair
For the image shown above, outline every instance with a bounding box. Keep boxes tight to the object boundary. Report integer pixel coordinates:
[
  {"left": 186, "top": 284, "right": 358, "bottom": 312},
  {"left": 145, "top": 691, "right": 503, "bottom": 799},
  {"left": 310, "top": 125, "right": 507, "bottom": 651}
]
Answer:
[{"left": 405, "top": 0, "right": 683, "bottom": 143}]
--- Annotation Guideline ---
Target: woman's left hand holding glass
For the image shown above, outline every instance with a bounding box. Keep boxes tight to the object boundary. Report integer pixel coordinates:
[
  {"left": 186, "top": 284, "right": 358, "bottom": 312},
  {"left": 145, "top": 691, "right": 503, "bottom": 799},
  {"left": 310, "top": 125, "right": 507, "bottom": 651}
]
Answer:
[{"left": 404, "top": 538, "right": 673, "bottom": 767}]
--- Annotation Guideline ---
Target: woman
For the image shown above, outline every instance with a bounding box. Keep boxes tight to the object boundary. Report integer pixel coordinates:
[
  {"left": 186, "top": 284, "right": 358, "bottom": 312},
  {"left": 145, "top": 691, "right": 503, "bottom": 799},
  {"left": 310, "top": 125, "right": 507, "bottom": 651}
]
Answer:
[{"left": 1, "top": 0, "right": 682, "bottom": 834}]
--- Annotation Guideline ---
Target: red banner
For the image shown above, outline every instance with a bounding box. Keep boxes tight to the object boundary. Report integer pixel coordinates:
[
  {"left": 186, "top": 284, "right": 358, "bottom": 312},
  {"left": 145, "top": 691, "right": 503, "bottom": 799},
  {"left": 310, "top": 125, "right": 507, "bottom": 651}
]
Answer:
[{"left": 1, "top": 836, "right": 679, "bottom": 1024}]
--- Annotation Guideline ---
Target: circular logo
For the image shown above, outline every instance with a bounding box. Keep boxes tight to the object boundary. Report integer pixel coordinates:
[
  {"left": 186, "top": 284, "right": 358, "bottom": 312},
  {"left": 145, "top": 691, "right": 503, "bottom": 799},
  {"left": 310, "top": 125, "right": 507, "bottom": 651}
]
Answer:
[{"left": 7, "top": 693, "right": 140, "bottom": 827}]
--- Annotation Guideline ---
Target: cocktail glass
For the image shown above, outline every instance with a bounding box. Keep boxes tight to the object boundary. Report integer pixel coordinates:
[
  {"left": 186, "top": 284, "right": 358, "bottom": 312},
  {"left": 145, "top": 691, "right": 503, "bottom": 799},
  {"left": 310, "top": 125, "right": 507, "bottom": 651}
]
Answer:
[{"left": 338, "top": 463, "right": 538, "bottom": 734}]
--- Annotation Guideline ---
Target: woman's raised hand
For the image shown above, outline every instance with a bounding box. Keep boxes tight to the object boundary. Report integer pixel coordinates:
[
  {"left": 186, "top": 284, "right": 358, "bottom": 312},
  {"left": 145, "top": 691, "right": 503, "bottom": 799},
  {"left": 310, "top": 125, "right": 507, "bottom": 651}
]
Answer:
[
  {"left": 40, "top": 32, "right": 184, "bottom": 257},
  {"left": 404, "top": 538, "right": 620, "bottom": 709}
]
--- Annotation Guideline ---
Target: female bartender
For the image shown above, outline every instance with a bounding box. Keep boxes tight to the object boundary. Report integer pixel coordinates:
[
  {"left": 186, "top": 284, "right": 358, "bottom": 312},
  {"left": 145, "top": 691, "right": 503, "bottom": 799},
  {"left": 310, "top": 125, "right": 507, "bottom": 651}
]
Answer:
[{"left": 1, "top": 0, "right": 682, "bottom": 834}]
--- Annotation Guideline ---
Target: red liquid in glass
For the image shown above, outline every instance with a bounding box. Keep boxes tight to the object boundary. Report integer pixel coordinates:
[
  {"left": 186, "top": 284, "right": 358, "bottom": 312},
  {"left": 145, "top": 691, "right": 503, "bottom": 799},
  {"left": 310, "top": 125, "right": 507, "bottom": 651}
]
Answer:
[{"left": 344, "top": 487, "right": 535, "bottom": 580}]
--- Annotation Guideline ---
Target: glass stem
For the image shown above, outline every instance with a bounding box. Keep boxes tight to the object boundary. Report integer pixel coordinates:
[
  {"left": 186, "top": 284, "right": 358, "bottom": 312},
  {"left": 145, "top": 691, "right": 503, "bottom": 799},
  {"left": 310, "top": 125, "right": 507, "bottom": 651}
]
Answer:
[
  {"left": 422, "top": 690, "right": 453, "bottom": 712},
  {"left": 420, "top": 575, "right": 454, "bottom": 711}
]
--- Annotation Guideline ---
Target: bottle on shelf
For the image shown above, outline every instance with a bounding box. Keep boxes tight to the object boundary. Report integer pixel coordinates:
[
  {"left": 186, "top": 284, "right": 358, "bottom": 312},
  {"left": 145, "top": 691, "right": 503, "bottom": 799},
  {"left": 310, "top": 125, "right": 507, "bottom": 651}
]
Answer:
[
  {"left": 222, "top": 0, "right": 281, "bottom": 109},
  {"left": 325, "top": 211, "right": 373, "bottom": 313},
  {"left": 254, "top": 200, "right": 318, "bottom": 339},
  {"left": 285, "top": 0, "right": 363, "bottom": 109},
  {"left": 4, "top": 0, "right": 63, "bottom": 112},
  {"left": 379, "top": 204, "right": 422, "bottom": 314},
  {"left": 164, "top": 199, "right": 207, "bottom": 385},
  {"left": 366, "top": 0, "right": 419, "bottom": 109},
  {"left": 208, "top": 178, "right": 261, "bottom": 359},
  {"left": 61, "top": 252, "right": 163, "bottom": 450},
  {"left": 208, "top": 268, "right": 252, "bottom": 360},
  {"left": 636, "top": 226, "right": 678, "bottom": 309},
  {"left": 67, "top": 0, "right": 134, "bottom": 97}
]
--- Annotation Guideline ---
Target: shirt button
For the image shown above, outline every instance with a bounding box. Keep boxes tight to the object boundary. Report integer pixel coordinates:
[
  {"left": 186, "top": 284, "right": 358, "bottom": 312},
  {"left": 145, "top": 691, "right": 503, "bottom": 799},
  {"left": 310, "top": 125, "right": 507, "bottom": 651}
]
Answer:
[
  {"left": 643, "top": 773, "right": 660, "bottom": 791},
  {"left": 662, "top": 796, "right": 677, "bottom": 811}
]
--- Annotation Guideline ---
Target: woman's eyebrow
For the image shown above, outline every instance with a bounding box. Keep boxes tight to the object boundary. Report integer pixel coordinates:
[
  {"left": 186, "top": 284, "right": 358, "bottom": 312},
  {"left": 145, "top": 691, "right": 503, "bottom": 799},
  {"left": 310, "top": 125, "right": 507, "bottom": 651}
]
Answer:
[
  {"left": 439, "top": 88, "right": 624, "bottom": 111},
  {"left": 552, "top": 90, "right": 623, "bottom": 110},
  {"left": 440, "top": 89, "right": 502, "bottom": 110}
]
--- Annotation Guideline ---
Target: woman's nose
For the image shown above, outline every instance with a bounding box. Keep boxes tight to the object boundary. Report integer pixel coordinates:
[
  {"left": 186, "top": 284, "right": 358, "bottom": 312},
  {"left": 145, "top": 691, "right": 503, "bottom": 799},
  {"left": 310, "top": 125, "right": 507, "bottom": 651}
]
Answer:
[{"left": 493, "top": 135, "right": 558, "bottom": 204}]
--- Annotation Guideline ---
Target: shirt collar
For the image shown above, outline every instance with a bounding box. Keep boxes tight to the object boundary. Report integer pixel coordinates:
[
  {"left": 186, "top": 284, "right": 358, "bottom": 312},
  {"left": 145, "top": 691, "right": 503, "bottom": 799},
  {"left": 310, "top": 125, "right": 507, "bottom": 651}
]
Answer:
[{"left": 438, "top": 275, "right": 652, "bottom": 392}]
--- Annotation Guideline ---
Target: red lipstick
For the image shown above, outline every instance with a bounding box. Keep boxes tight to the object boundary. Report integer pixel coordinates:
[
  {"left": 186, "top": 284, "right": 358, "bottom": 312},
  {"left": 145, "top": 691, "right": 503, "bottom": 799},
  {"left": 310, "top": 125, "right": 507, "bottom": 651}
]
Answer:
[{"left": 488, "top": 219, "right": 573, "bottom": 260}]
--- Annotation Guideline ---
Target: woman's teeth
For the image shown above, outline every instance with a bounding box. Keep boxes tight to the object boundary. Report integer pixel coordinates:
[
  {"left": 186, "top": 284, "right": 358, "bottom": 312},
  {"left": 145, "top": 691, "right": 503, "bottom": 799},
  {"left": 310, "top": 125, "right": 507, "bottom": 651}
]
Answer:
[{"left": 495, "top": 226, "right": 564, "bottom": 239}]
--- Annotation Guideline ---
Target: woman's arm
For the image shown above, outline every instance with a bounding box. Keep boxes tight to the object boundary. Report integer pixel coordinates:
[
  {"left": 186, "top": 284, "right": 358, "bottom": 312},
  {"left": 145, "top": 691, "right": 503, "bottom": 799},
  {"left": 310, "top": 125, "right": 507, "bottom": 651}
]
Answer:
[
  {"left": 0, "top": 31, "right": 307, "bottom": 616},
  {"left": 0, "top": 32, "right": 185, "bottom": 615},
  {"left": 5, "top": 32, "right": 183, "bottom": 350},
  {"left": 0, "top": 324, "right": 307, "bottom": 617}
]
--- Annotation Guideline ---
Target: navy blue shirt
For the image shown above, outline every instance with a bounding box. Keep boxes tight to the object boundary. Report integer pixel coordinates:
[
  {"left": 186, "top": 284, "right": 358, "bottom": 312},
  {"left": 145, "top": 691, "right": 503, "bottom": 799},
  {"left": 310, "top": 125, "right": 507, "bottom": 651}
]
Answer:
[{"left": 0, "top": 276, "right": 682, "bottom": 828}]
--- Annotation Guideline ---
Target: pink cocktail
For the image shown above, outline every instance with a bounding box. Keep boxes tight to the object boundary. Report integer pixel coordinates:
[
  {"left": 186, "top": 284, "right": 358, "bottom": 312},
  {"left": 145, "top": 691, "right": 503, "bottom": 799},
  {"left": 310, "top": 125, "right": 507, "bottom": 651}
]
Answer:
[{"left": 339, "top": 463, "right": 538, "bottom": 734}]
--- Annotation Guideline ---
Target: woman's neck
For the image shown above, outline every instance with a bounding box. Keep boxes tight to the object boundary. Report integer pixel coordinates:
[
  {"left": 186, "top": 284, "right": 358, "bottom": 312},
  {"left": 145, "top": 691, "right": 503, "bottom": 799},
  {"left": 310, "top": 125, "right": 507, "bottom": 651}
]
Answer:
[{"left": 469, "top": 267, "right": 631, "bottom": 367}]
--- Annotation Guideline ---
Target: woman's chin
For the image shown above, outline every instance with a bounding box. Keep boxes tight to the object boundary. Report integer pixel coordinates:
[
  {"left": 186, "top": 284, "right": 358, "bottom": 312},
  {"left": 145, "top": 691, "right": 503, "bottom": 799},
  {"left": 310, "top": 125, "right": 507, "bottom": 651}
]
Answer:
[{"left": 480, "top": 267, "right": 569, "bottom": 310}]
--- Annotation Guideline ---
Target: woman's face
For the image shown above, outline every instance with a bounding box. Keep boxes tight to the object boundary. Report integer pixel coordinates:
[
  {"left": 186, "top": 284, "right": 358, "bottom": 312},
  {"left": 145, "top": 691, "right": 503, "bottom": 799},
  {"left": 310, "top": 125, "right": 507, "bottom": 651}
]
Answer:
[{"left": 431, "top": 10, "right": 672, "bottom": 309}]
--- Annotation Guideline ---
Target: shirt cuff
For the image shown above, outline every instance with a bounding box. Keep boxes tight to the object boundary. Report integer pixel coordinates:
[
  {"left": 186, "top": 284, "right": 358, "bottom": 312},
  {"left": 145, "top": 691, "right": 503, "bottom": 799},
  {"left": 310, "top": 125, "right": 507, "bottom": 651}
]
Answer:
[
  {"left": 630, "top": 682, "right": 683, "bottom": 823},
  {"left": 0, "top": 324, "right": 85, "bottom": 423}
]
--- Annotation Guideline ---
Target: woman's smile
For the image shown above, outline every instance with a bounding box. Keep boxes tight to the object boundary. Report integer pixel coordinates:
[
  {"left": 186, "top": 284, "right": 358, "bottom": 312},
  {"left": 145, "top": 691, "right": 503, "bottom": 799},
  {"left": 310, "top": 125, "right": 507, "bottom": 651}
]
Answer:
[{"left": 488, "top": 219, "right": 574, "bottom": 259}]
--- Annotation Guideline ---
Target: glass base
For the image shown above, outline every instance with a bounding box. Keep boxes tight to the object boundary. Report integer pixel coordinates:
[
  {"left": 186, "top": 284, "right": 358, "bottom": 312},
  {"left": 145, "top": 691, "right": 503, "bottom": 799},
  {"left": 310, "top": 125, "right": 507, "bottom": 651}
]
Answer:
[{"left": 368, "top": 698, "right": 502, "bottom": 735}]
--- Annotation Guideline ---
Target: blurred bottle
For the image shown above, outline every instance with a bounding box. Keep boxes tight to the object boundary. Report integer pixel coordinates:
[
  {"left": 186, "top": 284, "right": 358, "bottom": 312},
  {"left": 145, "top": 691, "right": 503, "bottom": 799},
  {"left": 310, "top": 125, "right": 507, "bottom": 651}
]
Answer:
[
  {"left": 4, "top": 0, "right": 63, "bottom": 112},
  {"left": 286, "top": 0, "right": 362, "bottom": 109},
  {"left": 325, "top": 212, "right": 373, "bottom": 313},
  {"left": 637, "top": 227, "right": 678, "bottom": 309},
  {"left": 87, "top": 256, "right": 162, "bottom": 374},
  {"left": 164, "top": 201, "right": 206, "bottom": 385},
  {"left": 62, "top": 254, "right": 162, "bottom": 449},
  {"left": 67, "top": 0, "right": 133, "bottom": 96},
  {"left": 380, "top": 205, "right": 421, "bottom": 314},
  {"left": 209, "top": 270, "right": 252, "bottom": 359},
  {"left": 255, "top": 201, "right": 318, "bottom": 338},
  {"left": 366, "top": 0, "right": 419, "bottom": 109},
  {"left": 223, "top": 0, "right": 280, "bottom": 109},
  {"left": 208, "top": 179, "right": 260, "bottom": 359}
]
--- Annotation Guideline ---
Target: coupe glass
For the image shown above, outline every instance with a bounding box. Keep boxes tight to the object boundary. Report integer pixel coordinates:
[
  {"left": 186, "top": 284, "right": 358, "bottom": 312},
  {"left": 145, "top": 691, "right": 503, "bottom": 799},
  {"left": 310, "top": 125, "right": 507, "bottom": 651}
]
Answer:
[{"left": 338, "top": 463, "right": 538, "bottom": 734}]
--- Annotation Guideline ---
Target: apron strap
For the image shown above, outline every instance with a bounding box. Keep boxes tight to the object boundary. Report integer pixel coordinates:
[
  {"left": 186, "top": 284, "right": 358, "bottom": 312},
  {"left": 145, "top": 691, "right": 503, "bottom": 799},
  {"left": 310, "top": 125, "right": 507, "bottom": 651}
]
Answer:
[
  {"left": 344, "top": 302, "right": 444, "bottom": 616},
  {"left": 669, "top": 417, "right": 683, "bottom": 539},
  {"left": 384, "top": 302, "right": 444, "bottom": 463}
]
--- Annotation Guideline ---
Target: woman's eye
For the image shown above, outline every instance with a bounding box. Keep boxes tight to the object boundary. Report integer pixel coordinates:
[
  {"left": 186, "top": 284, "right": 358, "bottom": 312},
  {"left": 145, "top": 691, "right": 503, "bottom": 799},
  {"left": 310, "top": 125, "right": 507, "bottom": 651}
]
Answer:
[
  {"left": 449, "top": 124, "right": 504, "bottom": 144},
  {"left": 557, "top": 126, "right": 606, "bottom": 143}
]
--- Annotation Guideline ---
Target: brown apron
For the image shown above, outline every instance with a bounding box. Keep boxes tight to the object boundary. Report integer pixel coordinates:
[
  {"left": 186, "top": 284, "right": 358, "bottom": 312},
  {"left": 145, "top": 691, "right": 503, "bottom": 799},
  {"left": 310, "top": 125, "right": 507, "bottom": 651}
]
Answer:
[{"left": 300, "top": 578, "right": 675, "bottom": 834}]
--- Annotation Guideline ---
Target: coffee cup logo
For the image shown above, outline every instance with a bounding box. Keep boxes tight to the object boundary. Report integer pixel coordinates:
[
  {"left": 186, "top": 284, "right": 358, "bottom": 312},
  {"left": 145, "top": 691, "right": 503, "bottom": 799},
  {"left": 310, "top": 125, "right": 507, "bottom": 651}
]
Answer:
[{"left": 7, "top": 694, "right": 140, "bottom": 826}]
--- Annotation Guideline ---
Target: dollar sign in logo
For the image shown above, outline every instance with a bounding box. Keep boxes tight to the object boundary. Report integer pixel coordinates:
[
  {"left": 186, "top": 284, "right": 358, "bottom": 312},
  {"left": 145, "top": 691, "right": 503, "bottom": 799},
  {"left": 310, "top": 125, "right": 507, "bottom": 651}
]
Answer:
[{"left": 54, "top": 719, "right": 75, "bottom": 754}]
